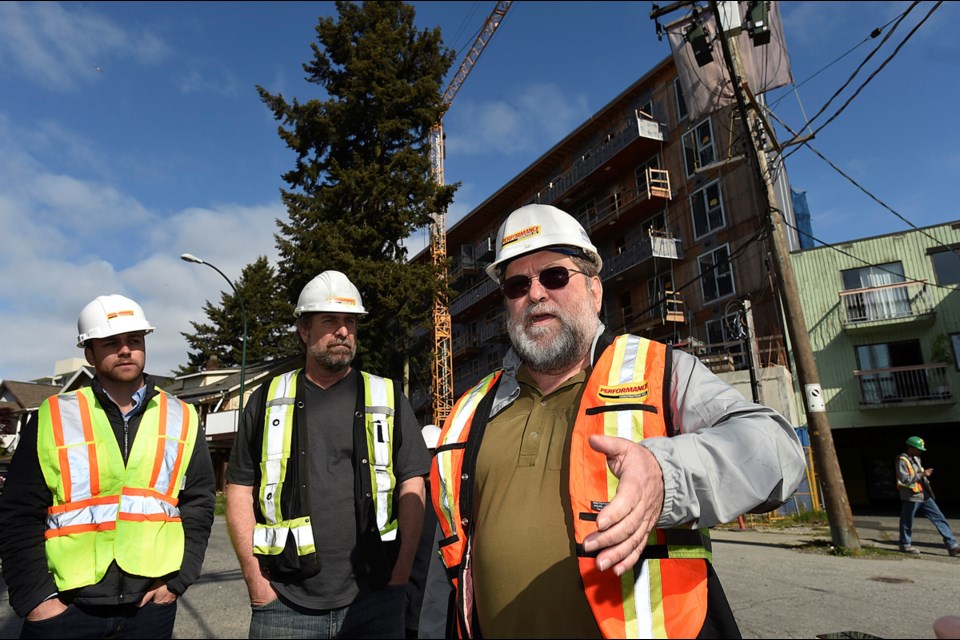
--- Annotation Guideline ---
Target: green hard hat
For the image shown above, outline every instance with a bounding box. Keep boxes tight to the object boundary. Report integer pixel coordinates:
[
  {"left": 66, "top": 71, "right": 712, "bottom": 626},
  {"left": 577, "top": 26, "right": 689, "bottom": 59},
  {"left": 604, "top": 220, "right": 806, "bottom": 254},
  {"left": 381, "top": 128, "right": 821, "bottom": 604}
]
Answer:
[{"left": 905, "top": 436, "right": 927, "bottom": 452}]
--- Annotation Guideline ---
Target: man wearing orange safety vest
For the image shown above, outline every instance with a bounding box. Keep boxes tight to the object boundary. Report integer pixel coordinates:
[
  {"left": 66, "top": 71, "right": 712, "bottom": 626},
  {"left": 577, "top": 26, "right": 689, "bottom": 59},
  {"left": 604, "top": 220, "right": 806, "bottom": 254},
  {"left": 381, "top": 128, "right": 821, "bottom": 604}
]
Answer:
[
  {"left": 0, "top": 294, "right": 215, "bottom": 639},
  {"left": 895, "top": 436, "right": 960, "bottom": 557},
  {"left": 429, "top": 205, "right": 807, "bottom": 638}
]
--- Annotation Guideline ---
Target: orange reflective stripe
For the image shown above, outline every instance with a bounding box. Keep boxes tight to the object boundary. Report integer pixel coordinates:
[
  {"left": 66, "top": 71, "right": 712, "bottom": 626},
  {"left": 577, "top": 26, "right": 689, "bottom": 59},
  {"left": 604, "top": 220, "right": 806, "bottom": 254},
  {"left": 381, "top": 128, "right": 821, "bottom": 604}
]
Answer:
[
  {"left": 48, "top": 494, "right": 119, "bottom": 515},
  {"left": 47, "top": 396, "right": 73, "bottom": 503},
  {"left": 150, "top": 393, "right": 168, "bottom": 489},
  {"left": 118, "top": 513, "right": 182, "bottom": 523},
  {"left": 45, "top": 521, "right": 117, "bottom": 539},
  {"left": 76, "top": 391, "right": 100, "bottom": 498},
  {"left": 122, "top": 486, "right": 178, "bottom": 507}
]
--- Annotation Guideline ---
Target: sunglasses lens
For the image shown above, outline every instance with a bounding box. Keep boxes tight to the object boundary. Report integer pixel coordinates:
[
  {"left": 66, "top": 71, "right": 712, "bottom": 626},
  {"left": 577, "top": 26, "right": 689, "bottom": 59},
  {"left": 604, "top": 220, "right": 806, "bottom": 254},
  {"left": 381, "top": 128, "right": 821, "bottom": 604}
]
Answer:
[
  {"left": 501, "top": 267, "right": 575, "bottom": 299},
  {"left": 502, "top": 276, "right": 530, "bottom": 299},
  {"left": 539, "top": 267, "right": 570, "bottom": 290}
]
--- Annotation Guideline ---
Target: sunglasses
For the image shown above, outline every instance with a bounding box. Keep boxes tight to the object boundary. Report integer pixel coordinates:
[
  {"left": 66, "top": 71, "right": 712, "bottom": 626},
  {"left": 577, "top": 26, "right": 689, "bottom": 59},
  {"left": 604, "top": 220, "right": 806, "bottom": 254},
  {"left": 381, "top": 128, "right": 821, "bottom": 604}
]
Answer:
[{"left": 501, "top": 266, "right": 587, "bottom": 300}]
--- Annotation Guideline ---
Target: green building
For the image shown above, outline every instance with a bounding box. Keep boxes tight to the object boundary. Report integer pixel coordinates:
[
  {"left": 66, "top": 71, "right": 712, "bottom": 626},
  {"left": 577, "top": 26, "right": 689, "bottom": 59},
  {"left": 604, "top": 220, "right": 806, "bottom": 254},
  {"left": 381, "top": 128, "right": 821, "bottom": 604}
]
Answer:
[{"left": 791, "top": 221, "right": 960, "bottom": 508}]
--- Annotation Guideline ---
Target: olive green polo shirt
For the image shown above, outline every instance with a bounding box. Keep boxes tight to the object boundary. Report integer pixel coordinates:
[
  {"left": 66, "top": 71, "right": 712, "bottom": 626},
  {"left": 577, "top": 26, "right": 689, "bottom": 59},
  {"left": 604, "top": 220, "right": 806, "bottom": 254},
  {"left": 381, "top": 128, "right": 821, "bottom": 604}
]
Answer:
[{"left": 471, "top": 366, "right": 602, "bottom": 639}]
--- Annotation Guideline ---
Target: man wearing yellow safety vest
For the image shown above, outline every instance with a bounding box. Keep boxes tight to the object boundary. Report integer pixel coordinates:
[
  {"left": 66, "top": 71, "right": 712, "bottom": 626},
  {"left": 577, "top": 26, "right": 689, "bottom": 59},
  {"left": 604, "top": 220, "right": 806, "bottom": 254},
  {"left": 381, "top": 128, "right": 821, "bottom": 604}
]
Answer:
[
  {"left": 225, "top": 271, "right": 431, "bottom": 639},
  {"left": 430, "top": 204, "right": 808, "bottom": 639},
  {"left": 0, "top": 294, "right": 216, "bottom": 639},
  {"left": 896, "top": 436, "right": 960, "bottom": 557}
]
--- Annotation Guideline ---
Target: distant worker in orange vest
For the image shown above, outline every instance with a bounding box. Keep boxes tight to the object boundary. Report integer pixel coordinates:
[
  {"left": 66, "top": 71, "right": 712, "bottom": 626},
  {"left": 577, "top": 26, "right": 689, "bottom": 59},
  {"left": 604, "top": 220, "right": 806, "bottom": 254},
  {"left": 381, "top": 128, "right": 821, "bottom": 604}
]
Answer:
[
  {"left": 0, "top": 294, "right": 216, "bottom": 639},
  {"left": 430, "top": 204, "right": 807, "bottom": 639},
  {"left": 896, "top": 436, "right": 960, "bottom": 557}
]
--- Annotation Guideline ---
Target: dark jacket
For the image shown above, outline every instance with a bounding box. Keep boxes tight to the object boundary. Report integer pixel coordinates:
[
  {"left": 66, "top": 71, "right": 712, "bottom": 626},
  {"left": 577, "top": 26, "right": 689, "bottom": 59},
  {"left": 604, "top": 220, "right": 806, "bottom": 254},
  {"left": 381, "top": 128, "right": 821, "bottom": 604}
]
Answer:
[{"left": 0, "top": 375, "right": 216, "bottom": 617}]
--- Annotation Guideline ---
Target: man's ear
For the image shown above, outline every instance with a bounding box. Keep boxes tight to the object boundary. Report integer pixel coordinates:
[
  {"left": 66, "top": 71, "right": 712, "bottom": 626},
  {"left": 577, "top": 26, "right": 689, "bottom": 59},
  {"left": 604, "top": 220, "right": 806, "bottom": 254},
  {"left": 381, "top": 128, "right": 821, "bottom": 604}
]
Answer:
[{"left": 84, "top": 345, "right": 95, "bottom": 367}]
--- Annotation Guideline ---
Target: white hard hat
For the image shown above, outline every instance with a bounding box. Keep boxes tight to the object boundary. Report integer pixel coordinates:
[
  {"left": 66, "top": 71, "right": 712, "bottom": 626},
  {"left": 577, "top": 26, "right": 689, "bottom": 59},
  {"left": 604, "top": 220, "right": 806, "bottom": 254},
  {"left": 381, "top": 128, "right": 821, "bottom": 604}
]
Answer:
[
  {"left": 484, "top": 204, "right": 602, "bottom": 282},
  {"left": 421, "top": 424, "right": 442, "bottom": 450},
  {"left": 77, "top": 294, "right": 155, "bottom": 348},
  {"left": 294, "top": 270, "right": 367, "bottom": 318}
]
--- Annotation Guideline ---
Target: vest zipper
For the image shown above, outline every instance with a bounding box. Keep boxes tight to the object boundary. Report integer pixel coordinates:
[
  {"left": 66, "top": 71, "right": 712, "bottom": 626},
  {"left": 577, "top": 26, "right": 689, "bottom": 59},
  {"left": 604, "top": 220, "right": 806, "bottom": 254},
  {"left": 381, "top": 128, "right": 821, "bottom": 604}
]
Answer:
[{"left": 123, "top": 417, "right": 130, "bottom": 462}]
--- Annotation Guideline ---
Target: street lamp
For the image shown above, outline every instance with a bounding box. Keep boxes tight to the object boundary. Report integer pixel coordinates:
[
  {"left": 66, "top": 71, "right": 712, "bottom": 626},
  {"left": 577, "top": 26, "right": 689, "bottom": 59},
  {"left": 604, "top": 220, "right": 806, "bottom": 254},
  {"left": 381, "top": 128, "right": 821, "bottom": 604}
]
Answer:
[{"left": 181, "top": 253, "right": 248, "bottom": 427}]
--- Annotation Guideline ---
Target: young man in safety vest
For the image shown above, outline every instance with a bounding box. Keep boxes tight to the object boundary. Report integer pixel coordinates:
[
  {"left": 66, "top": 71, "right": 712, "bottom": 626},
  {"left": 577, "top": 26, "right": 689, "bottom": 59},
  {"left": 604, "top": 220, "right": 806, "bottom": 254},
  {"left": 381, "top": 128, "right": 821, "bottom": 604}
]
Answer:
[
  {"left": 430, "top": 204, "right": 808, "bottom": 639},
  {"left": 225, "top": 271, "right": 431, "bottom": 639},
  {"left": 0, "top": 294, "right": 216, "bottom": 639},
  {"left": 896, "top": 436, "right": 960, "bottom": 557}
]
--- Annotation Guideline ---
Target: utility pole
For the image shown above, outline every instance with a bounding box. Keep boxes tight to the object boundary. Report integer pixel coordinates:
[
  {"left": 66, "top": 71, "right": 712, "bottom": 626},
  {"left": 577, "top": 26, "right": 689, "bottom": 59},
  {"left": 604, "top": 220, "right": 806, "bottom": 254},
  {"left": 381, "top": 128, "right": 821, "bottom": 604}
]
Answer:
[{"left": 707, "top": 1, "right": 860, "bottom": 549}]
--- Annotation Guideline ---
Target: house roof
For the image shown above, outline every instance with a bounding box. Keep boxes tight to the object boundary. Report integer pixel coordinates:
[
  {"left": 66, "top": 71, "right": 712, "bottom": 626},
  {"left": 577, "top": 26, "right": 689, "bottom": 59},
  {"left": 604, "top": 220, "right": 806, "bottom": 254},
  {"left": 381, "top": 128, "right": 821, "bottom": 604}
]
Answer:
[
  {"left": 164, "top": 355, "right": 303, "bottom": 403},
  {"left": 0, "top": 380, "right": 60, "bottom": 411}
]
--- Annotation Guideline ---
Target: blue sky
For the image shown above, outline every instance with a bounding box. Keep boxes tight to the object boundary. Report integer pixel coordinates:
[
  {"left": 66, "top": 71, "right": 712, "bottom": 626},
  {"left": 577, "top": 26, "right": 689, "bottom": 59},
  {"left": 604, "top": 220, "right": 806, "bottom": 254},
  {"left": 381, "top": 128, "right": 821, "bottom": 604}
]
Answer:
[{"left": 1, "top": 1, "right": 956, "bottom": 382}]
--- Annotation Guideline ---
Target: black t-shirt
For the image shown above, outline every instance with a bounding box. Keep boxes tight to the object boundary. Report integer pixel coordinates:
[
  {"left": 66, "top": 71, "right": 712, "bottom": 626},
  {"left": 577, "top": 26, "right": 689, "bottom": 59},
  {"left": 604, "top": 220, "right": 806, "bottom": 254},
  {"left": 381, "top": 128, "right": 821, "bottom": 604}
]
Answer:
[{"left": 227, "top": 368, "right": 430, "bottom": 609}]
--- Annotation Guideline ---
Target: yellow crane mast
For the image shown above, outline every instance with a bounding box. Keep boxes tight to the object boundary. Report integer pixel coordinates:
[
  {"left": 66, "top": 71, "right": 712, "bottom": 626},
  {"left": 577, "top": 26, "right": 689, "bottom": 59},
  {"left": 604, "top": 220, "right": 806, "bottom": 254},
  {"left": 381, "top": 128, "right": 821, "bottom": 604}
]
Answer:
[{"left": 430, "top": 1, "right": 513, "bottom": 426}]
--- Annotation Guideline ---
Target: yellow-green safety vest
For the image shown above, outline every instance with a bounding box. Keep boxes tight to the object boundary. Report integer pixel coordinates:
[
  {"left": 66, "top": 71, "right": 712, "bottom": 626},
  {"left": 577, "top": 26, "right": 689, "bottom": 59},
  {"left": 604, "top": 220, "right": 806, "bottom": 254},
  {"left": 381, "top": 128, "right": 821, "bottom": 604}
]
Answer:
[
  {"left": 253, "top": 369, "right": 399, "bottom": 561},
  {"left": 37, "top": 386, "right": 197, "bottom": 591}
]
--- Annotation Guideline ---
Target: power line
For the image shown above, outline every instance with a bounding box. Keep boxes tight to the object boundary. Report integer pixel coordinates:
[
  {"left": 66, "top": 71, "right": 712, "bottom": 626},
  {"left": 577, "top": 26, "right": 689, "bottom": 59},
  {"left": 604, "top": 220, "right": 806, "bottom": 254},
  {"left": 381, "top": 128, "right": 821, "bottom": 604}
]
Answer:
[
  {"left": 779, "top": 2, "right": 922, "bottom": 146},
  {"left": 767, "top": 107, "right": 960, "bottom": 258},
  {"left": 783, "top": 1, "right": 942, "bottom": 156}
]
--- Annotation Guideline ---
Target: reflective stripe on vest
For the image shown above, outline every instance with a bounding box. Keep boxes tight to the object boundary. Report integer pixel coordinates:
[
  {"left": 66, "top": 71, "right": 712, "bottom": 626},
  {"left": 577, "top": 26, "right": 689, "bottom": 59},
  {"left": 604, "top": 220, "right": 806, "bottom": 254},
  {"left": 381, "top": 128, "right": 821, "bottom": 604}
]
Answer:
[
  {"left": 255, "top": 370, "right": 398, "bottom": 557},
  {"left": 255, "top": 370, "right": 310, "bottom": 556},
  {"left": 361, "top": 371, "right": 398, "bottom": 541},
  {"left": 38, "top": 387, "right": 195, "bottom": 589},
  {"left": 571, "top": 335, "right": 710, "bottom": 639},
  {"left": 897, "top": 455, "right": 923, "bottom": 493},
  {"left": 43, "top": 391, "right": 188, "bottom": 539},
  {"left": 433, "top": 371, "right": 502, "bottom": 558}
]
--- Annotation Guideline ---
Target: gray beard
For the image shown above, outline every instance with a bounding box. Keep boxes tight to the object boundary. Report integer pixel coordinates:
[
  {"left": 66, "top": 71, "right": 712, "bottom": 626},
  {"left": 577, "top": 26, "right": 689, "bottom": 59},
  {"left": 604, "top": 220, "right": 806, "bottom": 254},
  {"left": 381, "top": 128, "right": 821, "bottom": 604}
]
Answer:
[
  {"left": 308, "top": 343, "right": 354, "bottom": 373},
  {"left": 507, "top": 303, "right": 594, "bottom": 375}
]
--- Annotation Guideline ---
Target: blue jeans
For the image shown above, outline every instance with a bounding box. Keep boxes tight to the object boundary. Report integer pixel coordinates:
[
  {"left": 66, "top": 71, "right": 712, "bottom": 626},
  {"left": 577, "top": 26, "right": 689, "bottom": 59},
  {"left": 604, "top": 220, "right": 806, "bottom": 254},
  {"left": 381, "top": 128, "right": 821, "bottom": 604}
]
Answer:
[
  {"left": 900, "top": 498, "right": 959, "bottom": 548},
  {"left": 249, "top": 585, "right": 406, "bottom": 639},
  {"left": 19, "top": 601, "right": 177, "bottom": 639}
]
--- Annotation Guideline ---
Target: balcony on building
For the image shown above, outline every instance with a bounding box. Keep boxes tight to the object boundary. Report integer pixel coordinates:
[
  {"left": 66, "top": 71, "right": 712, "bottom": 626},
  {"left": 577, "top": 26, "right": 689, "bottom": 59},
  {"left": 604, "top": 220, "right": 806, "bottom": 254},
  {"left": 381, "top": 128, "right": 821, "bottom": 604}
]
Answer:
[
  {"left": 452, "top": 331, "right": 482, "bottom": 359},
  {"left": 538, "top": 110, "right": 667, "bottom": 207},
  {"left": 854, "top": 363, "right": 954, "bottom": 407},
  {"left": 839, "top": 280, "right": 935, "bottom": 332},
  {"left": 603, "top": 228, "right": 684, "bottom": 285},
  {"left": 619, "top": 290, "right": 686, "bottom": 336},
  {"left": 575, "top": 168, "right": 672, "bottom": 236},
  {"left": 449, "top": 244, "right": 480, "bottom": 289}
]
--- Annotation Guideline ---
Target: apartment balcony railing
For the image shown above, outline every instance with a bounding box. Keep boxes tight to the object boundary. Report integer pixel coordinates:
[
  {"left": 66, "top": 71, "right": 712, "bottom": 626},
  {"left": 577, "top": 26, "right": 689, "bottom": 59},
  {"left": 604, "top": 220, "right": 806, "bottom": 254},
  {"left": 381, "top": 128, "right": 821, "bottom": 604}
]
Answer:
[
  {"left": 539, "top": 111, "right": 666, "bottom": 205},
  {"left": 452, "top": 333, "right": 480, "bottom": 358},
  {"left": 855, "top": 363, "right": 953, "bottom": 406},
  {"left": 839, "top": 281, "right": 934, "bottom": 328},
  {"left": 575, "top": 169, "right": 672, "bottom": 232},
  {"left": 450, "top": 277, "right": 500, "bottom": 317},
  {"left": 603, "top": 231, "right": 683, "bottom": 282}
]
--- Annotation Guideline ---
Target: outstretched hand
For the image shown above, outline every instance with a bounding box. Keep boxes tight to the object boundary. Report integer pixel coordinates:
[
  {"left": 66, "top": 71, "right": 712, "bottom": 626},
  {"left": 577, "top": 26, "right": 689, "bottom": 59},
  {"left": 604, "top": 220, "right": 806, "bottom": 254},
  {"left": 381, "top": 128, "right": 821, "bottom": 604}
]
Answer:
[{"left": 581, "top": 434, "right": 664, "bottom": 576}]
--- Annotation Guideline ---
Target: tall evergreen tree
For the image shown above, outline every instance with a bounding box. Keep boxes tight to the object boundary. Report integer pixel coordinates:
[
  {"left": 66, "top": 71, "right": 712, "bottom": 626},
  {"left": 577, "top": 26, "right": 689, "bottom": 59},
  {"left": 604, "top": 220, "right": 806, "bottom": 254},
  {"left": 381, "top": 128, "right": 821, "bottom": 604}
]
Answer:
[
  {"left": 258, "top": 0, "right": 457, "bottom": 380},
  {"left": 179, "top": 257, "right": 299, "bottom": 374}
]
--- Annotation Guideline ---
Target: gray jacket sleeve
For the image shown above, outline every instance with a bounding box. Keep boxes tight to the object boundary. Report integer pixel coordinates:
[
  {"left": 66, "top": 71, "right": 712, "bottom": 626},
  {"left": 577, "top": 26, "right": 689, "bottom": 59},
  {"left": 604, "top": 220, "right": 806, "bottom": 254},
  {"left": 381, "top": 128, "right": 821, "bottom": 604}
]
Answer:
[{"left": 640, "top": 349, "right": 806, "bottom": 529}]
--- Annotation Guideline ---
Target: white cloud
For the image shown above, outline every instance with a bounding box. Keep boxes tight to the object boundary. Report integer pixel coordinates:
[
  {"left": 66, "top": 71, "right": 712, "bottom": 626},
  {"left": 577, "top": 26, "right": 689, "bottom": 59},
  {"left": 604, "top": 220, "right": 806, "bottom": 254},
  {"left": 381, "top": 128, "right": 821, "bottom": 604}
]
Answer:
[
  {"left": 445, "top": 82, "right": 589, "bottom": 157},
  {"left": 176, "top": 67, "right": 241, "bottom": 98},
  {"left": 0, "top": 1, "right": 171, "bottom": 91},
  {"left": 0, "top": 114, "right": 284, "bottom": 382}
]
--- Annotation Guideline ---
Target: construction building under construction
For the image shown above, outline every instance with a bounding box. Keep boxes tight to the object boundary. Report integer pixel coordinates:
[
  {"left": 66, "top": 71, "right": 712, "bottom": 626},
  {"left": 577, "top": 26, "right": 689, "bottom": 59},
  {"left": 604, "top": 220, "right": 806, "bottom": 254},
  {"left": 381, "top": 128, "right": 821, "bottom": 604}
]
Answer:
[{"left": 412, "top": 51, "right": 804, "bottom": 423}]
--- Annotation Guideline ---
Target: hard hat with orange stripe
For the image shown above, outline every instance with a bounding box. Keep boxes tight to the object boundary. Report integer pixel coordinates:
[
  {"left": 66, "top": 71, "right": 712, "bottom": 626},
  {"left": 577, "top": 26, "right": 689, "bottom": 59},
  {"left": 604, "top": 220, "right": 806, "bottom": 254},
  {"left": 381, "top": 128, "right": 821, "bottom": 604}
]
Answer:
[
  {"left": 484, "top": 204, "right": 602, "bottom": 282},
  {"left": 294, "top": 271, "right": 367, "bottom": 318},
  {"left": 77, "top": 294, "right": 155, "bottom": 348}
]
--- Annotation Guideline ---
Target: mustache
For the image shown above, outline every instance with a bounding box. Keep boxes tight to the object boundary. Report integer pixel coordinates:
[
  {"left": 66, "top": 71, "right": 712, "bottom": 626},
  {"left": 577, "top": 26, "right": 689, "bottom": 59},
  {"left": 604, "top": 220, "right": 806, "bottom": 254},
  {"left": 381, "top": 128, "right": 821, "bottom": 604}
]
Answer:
[{"left": 522, "top": 302, "right": 561, "bottom": 322}]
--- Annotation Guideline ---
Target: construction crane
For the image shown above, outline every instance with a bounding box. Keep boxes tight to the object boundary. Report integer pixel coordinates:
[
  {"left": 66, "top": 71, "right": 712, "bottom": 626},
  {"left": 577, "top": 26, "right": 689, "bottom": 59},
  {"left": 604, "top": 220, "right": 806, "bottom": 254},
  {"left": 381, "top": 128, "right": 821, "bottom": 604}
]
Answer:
[{"left": 430, "top": 1, "right": 512, "bottom": 426}]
